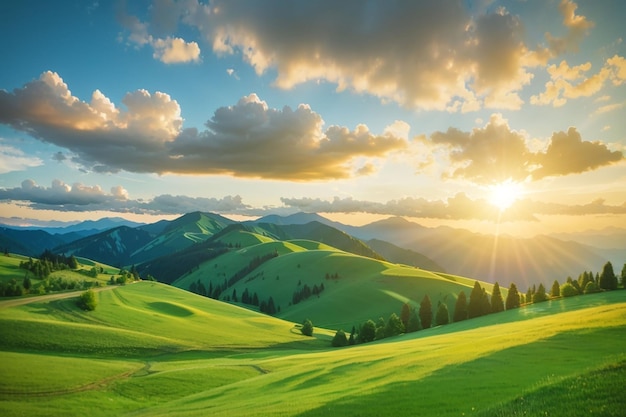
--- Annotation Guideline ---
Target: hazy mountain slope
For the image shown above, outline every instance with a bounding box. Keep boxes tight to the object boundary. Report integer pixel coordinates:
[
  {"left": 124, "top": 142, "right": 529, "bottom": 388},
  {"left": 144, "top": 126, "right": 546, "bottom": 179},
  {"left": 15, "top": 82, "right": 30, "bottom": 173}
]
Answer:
[
  {"left": 0, "top": 227, "right": 67, "bottom": 257},
  {"left": 366, "top": 238, "right": 445, "bottom": 272},
  {"left": 354, "top": 217, "right": 609, "bottom": 289}
]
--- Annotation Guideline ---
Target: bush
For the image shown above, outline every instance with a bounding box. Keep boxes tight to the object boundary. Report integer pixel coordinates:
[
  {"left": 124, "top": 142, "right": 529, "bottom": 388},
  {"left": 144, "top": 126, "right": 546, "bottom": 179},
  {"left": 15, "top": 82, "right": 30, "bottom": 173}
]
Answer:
[
  {"left": 560, "top": 282, "right": 578, "bottom": 297},
  {"left": 77, "top": 289, "right": 97, "bottom": 311},
  {"left": 301, "top": 319, "right": 314, "bottom": 336},
  {"left": 331, "top": 329, "right": 348, "bottom": 347},
  {"left": 584, "top": 281, "right": 600, "bottom": 294}
]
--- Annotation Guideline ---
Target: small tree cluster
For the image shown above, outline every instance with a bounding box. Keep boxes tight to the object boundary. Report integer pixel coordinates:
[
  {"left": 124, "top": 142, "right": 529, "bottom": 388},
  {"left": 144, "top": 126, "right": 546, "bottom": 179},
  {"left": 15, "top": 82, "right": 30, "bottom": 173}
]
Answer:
[
  {"left": 77, "top": 289, "right": 97, "bottom": 311},
  {"left": 292, "top": 282, "right": 325, "bottom": 305}
]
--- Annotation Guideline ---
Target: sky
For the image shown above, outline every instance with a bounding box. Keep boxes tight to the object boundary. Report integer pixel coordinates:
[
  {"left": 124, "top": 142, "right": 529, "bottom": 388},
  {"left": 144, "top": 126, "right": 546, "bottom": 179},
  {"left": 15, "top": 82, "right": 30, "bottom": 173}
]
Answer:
[{"left": 0, "top": 0, "right": 625, "bottom": 236}]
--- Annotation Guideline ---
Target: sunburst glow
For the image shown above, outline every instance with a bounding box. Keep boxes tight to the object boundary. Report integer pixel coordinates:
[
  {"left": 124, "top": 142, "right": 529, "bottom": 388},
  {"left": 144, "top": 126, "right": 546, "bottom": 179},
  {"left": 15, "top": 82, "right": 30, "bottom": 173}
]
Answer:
[{"left": 488, "top": 180, "right": 524, "bottom": 211}]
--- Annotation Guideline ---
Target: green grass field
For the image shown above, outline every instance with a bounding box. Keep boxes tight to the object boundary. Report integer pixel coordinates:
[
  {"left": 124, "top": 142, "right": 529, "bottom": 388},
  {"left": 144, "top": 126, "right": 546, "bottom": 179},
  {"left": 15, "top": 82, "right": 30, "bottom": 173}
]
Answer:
[{"left": 0, "top": 282, "right": 624, "bottom": 417}]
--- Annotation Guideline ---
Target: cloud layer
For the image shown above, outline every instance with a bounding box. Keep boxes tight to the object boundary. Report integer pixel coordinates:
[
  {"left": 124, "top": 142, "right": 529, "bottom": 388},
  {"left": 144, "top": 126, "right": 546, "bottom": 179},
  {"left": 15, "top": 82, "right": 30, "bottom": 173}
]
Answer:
[
  {"left": 117, "top": 0, "right": 603, "bottom": 111},
  {"left": 0, "top": 72, "right": 407, "bottom": 180}
]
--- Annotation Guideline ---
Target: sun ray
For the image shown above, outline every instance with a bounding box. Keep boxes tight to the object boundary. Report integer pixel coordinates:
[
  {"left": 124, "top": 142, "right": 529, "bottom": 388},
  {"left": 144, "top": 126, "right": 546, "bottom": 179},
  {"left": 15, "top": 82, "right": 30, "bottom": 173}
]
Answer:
[{"left": 488, "top": 180, "right": 524, "bottom": 211}]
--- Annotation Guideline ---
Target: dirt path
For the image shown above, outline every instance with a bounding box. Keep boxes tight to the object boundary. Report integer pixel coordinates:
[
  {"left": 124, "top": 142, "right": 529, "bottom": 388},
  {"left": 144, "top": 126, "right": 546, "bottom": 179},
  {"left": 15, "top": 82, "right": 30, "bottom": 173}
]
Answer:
[{"left": 0, "top": 285, "right": 118, "bottom": 310}]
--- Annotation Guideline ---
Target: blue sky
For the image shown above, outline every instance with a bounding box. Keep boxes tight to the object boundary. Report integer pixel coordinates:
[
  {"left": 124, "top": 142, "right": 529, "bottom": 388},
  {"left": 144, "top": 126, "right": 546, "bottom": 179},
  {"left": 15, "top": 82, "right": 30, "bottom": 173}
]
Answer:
[{"left": 0, "top": 0, "right": 625, "bottom": 235}]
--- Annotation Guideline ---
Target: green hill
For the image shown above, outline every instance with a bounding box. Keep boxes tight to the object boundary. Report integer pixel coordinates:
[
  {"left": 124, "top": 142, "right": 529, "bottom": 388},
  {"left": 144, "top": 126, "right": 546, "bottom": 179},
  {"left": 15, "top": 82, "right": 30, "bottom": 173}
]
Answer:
[
  {"left": 172, "top": 229, "right": 500, "bottom": 330},
  {"left": 0, "top": 283, "right": 624, "bottom": 417}
]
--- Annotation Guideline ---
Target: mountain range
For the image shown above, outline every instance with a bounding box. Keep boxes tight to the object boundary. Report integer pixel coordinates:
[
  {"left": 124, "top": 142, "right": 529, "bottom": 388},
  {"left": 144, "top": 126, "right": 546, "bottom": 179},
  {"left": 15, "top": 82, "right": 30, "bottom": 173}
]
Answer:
[{"left": 1, "top": 212, "right": 623, "bottom": 292}]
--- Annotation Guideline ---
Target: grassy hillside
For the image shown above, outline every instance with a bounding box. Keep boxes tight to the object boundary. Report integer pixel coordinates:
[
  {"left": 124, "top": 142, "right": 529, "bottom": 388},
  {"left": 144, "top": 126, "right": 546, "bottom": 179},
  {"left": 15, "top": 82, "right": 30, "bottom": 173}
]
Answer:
[
  {"left": 0, "top": 285, "right": 624, "bottom": 417},
  {"left": 173, "top": 230, "right": 503, "bottom": 330}
]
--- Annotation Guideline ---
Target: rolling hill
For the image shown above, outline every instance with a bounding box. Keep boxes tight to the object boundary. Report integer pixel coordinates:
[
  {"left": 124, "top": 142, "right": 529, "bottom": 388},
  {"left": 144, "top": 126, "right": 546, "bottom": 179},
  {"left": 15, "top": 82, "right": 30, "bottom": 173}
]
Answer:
[
  {"left": 171, "top": 227, "right": 494, "bottom": 330},
  {"left": 0, "top": 281, "right": 624, "bottom": 417}
]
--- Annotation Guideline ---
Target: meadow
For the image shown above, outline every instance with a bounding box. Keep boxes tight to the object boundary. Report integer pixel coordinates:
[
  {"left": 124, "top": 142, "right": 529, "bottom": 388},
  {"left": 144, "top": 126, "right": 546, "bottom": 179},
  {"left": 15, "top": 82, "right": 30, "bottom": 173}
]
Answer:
[{"left": 0, "top": 281, "right": 624, "bottom": 416}]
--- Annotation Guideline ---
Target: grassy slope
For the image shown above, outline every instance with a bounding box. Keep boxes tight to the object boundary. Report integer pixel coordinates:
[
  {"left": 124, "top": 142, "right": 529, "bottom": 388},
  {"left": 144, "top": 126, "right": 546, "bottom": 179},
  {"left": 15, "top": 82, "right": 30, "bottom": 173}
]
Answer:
[
  {"left": 0, "top": 285, "right": 624, "bottom": 417},
  {"left": 173, "top": 231, "right": 491, "bottom": 330}
]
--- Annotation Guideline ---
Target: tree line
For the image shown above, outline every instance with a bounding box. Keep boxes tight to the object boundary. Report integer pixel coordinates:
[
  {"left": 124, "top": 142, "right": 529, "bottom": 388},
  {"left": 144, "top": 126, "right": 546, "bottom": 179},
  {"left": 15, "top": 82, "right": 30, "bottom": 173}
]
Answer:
[{"left": 331, "top": 261, "right": 625, "bottom": 347}]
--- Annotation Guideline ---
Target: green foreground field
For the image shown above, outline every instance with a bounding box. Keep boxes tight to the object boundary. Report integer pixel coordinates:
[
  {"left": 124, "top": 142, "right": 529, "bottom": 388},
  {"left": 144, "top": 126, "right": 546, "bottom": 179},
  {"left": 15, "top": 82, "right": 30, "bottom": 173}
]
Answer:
[{"left": 0, "top": 282, "right": 624, "bottom": 416}]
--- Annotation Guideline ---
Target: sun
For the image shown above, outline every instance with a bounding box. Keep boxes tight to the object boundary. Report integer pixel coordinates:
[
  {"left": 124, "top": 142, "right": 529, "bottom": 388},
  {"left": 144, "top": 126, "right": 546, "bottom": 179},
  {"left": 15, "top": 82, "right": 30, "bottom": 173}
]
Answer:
[{"left": 488, "top": 180, "right": 523, "bottom": 211}]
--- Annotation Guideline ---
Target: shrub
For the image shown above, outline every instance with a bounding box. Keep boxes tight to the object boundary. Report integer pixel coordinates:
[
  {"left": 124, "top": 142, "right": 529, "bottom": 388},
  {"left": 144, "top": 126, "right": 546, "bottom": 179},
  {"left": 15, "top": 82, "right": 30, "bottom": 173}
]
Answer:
[
  {"left": 77, "top": 289, "right": 97, "bottom": 311},
  {"left": 584, "top": 281, "right": 600, "bottom": 294},
  {"left": 359, "top": 320, "right": 376, "bottom": 343},
  {"left": 560, "top": 282, "right": 578, "bottom": 297},
  {"left": 331, "top": 329, "right": 348, "bottom": 347},
  {"left": 301, "top": 319, "right": 314, "bottom": 336}
]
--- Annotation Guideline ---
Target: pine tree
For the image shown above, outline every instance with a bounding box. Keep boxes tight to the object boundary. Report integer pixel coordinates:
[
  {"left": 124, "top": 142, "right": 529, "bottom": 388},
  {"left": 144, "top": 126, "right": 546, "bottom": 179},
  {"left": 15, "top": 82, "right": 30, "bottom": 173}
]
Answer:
[
  {"left": 453, "top": 291, "right": 468, "bottom": 322},
  {"left": 599, "top": 261, "right": 618, "bottom": 290},
  {"left": 491, "top": 282, "right": 504, "bottom": 313},
  {"left": 505, "top": 283, "right": 520, "bottom": 310},
  {"left": 419, "top": 295, "right": 433, "bottom": 329},
  {"left": 468, "top": 281, "right": 485, "bottom": 319},
  {"left": 359, "top": 320, "right": 376, "bottom": 343},
  {"left": 621, "top": 263, "right": 626, "bottom": 289},
  {"left": 550, "top": 280, "right": 561, "bottom": 298},
  {"left": 400, "top": 302, "right": 411, "bottom": 330},
  {"left": 385, "top": 313, "right": 405, "bottom": 337},
  {"left": 406, "top": 308, "right": 421, "bottom": 333},
  {"left": 435, "top": 302, "right": 449, "bottom": 326},
  {"left": 533, "top": 283, "right": 548, "bottom": 303},
  {"left": 525, "top": 288, "right": 532, "bottom": 304}
]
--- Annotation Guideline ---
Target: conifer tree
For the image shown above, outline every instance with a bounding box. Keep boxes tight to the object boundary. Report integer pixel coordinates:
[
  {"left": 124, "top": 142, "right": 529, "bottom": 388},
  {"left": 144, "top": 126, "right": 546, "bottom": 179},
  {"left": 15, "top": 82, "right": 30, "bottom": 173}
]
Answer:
[
  {"left": 385, "top": 313, "right": 405, "bottom": 337},
  {"left": 400, "top": 302, "right": 411, "bottom": 330},
  {"left": 525, "top": 288, "right": 532, "bottom": 304},
  {"left": 533, "top": 283, "right": 548, "bottom": 303},
  {"left": 468, "top": 281, "right": 485, "bottom": 318},
  {"left": 505, "top": 283, "right": 520, "bottom": 310},
  {"left": 435, "top": 302, "right": 449, "bottom": 326},
  {"left": 406, "top": 308, "right": 421, "bottom": 333},
  {"left": 419, "top": 295, "right": 433, "bottom": 329},
  {"left": 621, "top": 263, "right": 626, "bottom": 289},
  {"left": 359, "top": 320, "right": 376, "bottom": 343},
  {"left": 453, "top": 291, "right": 468, "bottom": 322},
  {"left": 550, "top": 280, "right": 561, "bottom": 298},
  {"left": 599, "top": 261, "right": 618, "bottom": 290},
  {"left": 491, "top": 282, "right": 504, "bottom": 313}
]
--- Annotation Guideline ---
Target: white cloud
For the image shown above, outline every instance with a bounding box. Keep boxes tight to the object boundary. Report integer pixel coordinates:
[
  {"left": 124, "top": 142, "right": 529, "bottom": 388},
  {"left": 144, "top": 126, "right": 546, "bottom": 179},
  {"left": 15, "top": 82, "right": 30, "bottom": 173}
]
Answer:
[
  {"left": 152, "top": 37, "right": 200, "bottom": 63},
  {"left": 0, "top": 142, "right": 43, "bottom": 174}
]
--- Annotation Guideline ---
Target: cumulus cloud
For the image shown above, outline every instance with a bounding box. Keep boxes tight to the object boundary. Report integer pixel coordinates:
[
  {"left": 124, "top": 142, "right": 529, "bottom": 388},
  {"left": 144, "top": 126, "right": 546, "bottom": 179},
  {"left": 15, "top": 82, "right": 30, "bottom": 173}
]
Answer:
[
  {"left": 545, "top": 0, "right": 594, "bottom": 55},
  {"left": 531, "top": 128, "right": 623, "bottom": 180},
  {"left": 0, "top": 179, "right": 124, "bottom": 206},
  {"left": 0, "top": 72, "right": 406, "bottom": 180},
  {"left": 117, "top": 3, "right": 200, "bottom": 64},
  {"left": 0, "top": 143, "right": 43, "bottom": 174},
  {"left": 420, "top": 114, "right": 624, "bottom": 184}
]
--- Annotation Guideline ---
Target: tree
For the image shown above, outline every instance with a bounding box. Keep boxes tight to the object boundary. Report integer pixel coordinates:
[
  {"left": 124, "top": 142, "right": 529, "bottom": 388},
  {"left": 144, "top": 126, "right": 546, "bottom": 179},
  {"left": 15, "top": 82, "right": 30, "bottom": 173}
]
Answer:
[
  {"left": 406, "top": 308, "right": 421, "bottom": 333},
  {"left": 599, "top": 261, "right": 618, "bottom": 290},
  {"left": 22, "top": 276, "right": 32, "bottom": 292},
  {"left": 348, "top": 327, "right": 356, "bottom": 345},
  {"left": 453, "top": 291, "right": 468, "bottom": 322},
  {"left": 68, "top": 255, "right": 78, "bottom": 269},
  {"left": 490, "top": 283, "right": 504, "bottom": 313},
  {"left": 385, "top": 313, "right": 405, "bottom": 337},
  {"left": 419, "top": 295, "right": 433, "bottom": 329},
  {"left": 505, "top": 283, "right": 520, "bottom": 310},
  {"left": 77, "top": 289, "right": 97, "bottom": 311},
  {"left": 468, "top": 281, "right": 486, "bottom": 318},
  {"left": 584, "top": 281, "right": 600, "bottom": 294},
  {"left": 550, "top": 280, "right": 561, "bottom": 298},
  {"left": 533, "top": 283, "right": 548, "bottom": 303},
  {"left": 359, "top": 320, "right": 376, "bottom": 343},
  {"left": 400, "top": 302, "right": 411, "bottom": 330},
  {"left": 621, "top": 263, "right": 626, "bottom": 289},
  {"left": 301, "top": 319, "right": 314, "bottom": 336},
  {"left": 560, "top": 282, "right": 578, "bottom": 297},
  {"left": 435, "top": 302, "right": 449, "bottom": 326},
  {"left": 525, "top": 288, "right": 532, "bottom": 305},
  {"left": 331, "top": 329, "right": 348, "bottom": 347}
]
